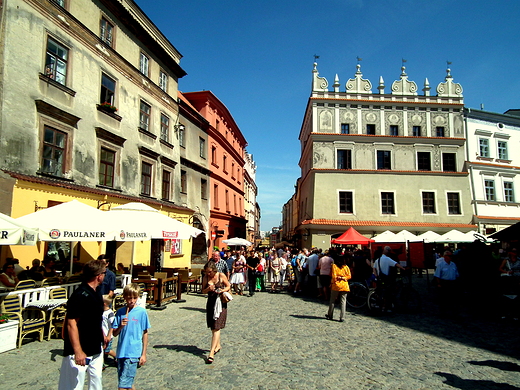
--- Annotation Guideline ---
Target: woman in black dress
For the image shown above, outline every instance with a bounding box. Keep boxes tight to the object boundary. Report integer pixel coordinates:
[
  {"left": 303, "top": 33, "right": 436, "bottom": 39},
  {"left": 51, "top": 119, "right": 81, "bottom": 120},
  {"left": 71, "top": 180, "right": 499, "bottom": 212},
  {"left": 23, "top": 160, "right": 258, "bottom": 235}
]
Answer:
[{"left": 201, "top": 260, "right": 231, "bottom": 363}]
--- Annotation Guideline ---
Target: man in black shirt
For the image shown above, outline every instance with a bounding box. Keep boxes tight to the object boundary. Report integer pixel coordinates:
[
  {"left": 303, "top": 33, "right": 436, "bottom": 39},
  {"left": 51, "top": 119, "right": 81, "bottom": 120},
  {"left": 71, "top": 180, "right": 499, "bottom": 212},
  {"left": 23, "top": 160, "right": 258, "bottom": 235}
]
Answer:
[
  {"left": 246, "top": 252, "right": 259, "bottom": 297},
  {"left": 58, "top": 260, "right": 106, "bottom": 390}
]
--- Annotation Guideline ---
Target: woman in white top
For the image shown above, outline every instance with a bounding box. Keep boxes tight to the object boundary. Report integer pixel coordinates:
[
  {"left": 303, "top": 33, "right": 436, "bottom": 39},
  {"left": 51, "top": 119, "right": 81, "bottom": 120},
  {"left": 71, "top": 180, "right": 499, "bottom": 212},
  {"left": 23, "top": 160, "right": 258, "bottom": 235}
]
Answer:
[{"left": 0, "top": 262, "right": 19, "bottom": 288}]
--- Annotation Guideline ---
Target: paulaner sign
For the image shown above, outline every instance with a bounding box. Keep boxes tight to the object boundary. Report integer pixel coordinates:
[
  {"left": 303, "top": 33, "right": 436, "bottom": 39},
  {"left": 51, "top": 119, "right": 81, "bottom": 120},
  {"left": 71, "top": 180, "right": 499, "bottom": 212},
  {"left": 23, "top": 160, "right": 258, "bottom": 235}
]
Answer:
[{"left": 49, "top": 229, "right": 107, "bottom": 239}]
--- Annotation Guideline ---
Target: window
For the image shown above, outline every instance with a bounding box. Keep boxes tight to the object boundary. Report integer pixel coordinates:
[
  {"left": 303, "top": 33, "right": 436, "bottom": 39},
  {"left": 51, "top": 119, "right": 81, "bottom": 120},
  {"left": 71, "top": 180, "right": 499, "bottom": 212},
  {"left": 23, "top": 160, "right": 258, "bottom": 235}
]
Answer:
[
  {"left": 231, "top": 162, "right": 235, "bottom": 178},
  {"left": 99, "top": 147, "right": 115, "bottom": 187},
  {"left": 139, "top": 101, "right": 151, "bottom": 131},
  {"left": 337, "top": 150, "right": 352, "bottom": 169},
  {"left": 139, "top": 53, "right": 149, "bottom": 76},
  {"left": 180, "top": 170, "right": 187, "bottom": 193},
  {"left": 100, "top": 73, "right": 115, "bottom": 105},
  {"left": 201, "top": 179, "right": 207, "bottom": 200},
  {"left": 413, "top": 126, "right": 421, "bottom": 137},
  {"left": 42, "top": 126, "right": 67, "bottom": 176},
  {"left": 211, "top": 146, "right": 217, "bottom": 164},
  {"left": 485, "top": 179, "right": 495, "bottom": 201},
  {"left": 225, "top": 190, "right": 230, "bottom": 212},
  {"left": 179, "top": 125, "right": 185, "bottom": 147},
  {"left": 381, "top": 192, "right": 395, "bottom": 214},
  {"left": 339, "top": 191, "right": 353, "bottom": 213},
  {"left": 100, "top": 17, "right": 114, "bottom": 47},
  {"left": 377, "top": 150, "right": 391, "bottom": 169},
  {"left": 45, "top": 37, "right": 68, "bottom": 85},
  {"left": 214, "top": 184, "right": 219, "bottom": 208},
  {"left": 234, "top": 194, "right": 237, "bottom": 215},
  {"left": 161, "top": 170, "right": 170, "bottom": 200},
  {"left": 447, "top": 192, "right": 461, "bottom": 214},
  {"left": 160, "top": 114, "right": 169, "bottom": 142},
  {"left": 159, "top": 71, "right": 168, "bottom": 92},
  {"left": 504, "top": 182, "right": 514, "bottom": 203},
  {"left": 389, "top": 125, "right": 398, "bottom": 136},
  {"left": 140, "top": 162, "right": 152, "bottom": 195},
  {"left": 479, "top": 138, "right": 489, "bottom": 157},
  {"left": 367, "top": 124, "right": 376, "bottom": 135},
  {"left": 422, "top": 192, "right": 436, "bottom": 214},
  {"left": 417, "top": 152, "right": 431, "bottom": 171},
  {"left": 199, "top": 137, "right": 206, "bottom": 158},
  {"left": 341, "top": 123, "right": 350, "bottom": 134},
  {"left": 223, "top": 155, "right": 227, "bottom": 172},
  {"left": 498, "top": 141, "right": 508, "bottom": 160},
  {"left": 442, "top": 153, "right": 456, "bottom": 172},
  {"left": 436, "top": 127, "right": 445, "bottom": 137}
]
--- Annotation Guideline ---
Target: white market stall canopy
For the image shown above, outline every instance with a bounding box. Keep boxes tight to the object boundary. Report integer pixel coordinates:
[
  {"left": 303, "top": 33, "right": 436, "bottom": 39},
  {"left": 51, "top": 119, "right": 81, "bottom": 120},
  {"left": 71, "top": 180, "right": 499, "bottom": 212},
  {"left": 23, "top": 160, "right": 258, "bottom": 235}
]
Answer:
[
  {"left": 373, "top": 230, "right": 420, "bottom": 243},
  {"left": 223, "top": 237, "right": 252, "bottom": 246},
  {"left": 106, "top": 203, "right": 204, "bottom": 241},
  {"left": 0, "top": 212, "right": 37, "bottom": 245},
  {"left": 436, "top": 230, "right": 479, "bottom": 243},
  {"left": 416, "top": 231, "right": 442, "bottom": 243},
  {"left": 16, "top": 200, "right": 117, "bottom": 241}
]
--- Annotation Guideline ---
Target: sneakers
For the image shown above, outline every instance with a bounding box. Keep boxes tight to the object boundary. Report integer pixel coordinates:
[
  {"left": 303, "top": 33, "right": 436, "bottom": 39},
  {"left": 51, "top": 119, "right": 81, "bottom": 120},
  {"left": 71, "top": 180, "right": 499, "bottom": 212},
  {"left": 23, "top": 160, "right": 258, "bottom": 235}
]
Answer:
[{"left": 325, "top": 314, "right": 333, "bottom": 321}]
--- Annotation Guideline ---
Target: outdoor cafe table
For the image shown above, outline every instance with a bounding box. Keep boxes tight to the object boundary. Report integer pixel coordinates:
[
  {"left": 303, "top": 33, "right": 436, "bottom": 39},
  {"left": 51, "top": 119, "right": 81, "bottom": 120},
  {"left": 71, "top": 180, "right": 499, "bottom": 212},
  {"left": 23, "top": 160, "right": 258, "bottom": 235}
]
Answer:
[{"left": 26, "top": 298, "right": 67, "bottom": 314}]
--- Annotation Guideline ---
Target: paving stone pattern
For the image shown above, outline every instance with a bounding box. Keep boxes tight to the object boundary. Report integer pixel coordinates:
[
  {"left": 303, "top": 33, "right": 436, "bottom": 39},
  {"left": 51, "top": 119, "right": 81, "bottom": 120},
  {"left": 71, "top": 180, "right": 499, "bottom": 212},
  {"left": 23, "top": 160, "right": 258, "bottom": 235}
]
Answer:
[{"left": 1, "top": 276, "right": 520, "bottom": 389}]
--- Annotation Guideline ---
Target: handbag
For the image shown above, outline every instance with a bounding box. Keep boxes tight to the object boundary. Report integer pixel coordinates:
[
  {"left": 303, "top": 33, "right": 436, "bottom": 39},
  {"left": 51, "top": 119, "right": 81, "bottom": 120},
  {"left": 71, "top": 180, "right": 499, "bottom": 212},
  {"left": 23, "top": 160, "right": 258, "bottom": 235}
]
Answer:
[{"left": 220, "top": 291, "right": 233, "bottom": 303}]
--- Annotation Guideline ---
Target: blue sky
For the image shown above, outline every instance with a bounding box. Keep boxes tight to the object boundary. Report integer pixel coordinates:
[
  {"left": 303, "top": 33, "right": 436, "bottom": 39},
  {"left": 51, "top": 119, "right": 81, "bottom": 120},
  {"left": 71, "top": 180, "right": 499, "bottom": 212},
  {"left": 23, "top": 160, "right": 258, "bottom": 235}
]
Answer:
[{"left": 135, "top": 0, "right": 520, "bottom": 231}]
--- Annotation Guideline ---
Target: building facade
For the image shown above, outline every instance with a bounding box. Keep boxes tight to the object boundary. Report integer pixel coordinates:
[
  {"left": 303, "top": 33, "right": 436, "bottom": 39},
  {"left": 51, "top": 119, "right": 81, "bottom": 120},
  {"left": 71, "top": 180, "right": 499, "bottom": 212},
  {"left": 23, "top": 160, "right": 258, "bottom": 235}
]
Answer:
[
  {"left": 464, "top": 108, "right": 520, "bottom": 234},
  {"left": 182, "top": 91, "right": 248, "bottom": 250},
  {"left": 243, "top": 152, "right": 259, "bottom": 244},
  {"left": 0, "top": 0, "right": 201, "bottom": 269},
  {"left": 285, "top": 62, "right": 476, "bottom": 248}
]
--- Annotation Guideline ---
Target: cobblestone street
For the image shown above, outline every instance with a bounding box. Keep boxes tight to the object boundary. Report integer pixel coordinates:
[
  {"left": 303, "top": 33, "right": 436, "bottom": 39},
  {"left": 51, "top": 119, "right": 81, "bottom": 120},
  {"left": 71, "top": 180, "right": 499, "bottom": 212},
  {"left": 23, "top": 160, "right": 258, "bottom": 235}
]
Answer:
[{"left": 1, "top": 276, "right": 520, "bottom": 390}]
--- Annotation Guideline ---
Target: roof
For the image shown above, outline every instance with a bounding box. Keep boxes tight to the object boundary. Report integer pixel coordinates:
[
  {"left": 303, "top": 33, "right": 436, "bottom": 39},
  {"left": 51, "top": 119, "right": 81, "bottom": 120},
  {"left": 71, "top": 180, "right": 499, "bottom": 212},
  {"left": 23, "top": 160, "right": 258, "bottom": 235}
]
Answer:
[{"left": 302, "top": 219, "right": 477, "bottom": 229}]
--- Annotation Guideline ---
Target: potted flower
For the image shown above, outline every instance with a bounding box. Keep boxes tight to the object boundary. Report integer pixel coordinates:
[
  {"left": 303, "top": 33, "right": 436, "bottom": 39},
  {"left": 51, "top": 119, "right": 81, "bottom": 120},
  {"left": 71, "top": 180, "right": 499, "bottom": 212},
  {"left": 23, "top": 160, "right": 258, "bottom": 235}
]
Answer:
[
  {"left": 0, "top": 313, "right": 9, "bottom": 324},
  {"left": 99, "top": 102, "right": 118, "bottom": 113}
]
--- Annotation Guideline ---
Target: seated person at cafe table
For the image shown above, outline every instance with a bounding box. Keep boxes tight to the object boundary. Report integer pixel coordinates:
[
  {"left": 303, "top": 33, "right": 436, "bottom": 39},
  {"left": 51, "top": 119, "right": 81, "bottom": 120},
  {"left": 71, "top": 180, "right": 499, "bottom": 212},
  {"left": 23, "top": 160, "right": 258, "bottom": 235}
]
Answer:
[{"left": 0, "top": 262, "right": 19, "bottom": 289}]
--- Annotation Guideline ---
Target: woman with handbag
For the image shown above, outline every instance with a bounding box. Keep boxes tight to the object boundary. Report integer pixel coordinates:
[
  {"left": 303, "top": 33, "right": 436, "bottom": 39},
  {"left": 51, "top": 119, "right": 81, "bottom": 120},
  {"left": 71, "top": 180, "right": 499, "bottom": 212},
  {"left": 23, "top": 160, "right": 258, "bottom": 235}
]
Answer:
[{"left": 201, "top": 260, "right": 231, "bottom": 364}]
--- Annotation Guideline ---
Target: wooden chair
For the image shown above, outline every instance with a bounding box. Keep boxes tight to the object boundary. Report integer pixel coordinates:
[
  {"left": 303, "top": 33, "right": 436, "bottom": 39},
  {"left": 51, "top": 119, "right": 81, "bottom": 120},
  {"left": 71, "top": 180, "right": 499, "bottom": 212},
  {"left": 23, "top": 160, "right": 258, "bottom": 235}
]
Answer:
[
  {"left": 47, "top": 287, "right": 68, "bottom": 340},
  {"left": 14, "top": 279, "right": 36, "bottom": 290},
  {"left": 188, "top": 269, "right": 203, "bottom": 293},
  {"left": 64, "top": 274, "right": 82, "bottom": 284},
  {"left": 154, "top": 272, "right": 168, "bottom": 279},
  {"left": 42, "top": 277, "right": 61, "bottom": 286},
  {"left": 2, "top": 295, "right": 46, "bottom": 348}
]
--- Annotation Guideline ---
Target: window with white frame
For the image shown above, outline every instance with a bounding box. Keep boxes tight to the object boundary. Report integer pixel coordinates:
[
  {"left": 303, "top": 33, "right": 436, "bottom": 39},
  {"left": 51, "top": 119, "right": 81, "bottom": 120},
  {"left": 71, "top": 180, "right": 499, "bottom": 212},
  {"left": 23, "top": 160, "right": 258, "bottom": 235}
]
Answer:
[
  {"left": 504, "top": 181, "right": 514, "bottom": 202},
  {"left": 377, "top": 150, "right": 391, "bottom": 169},
  {"left": 100, "top": 17, "right": 114, "bottom": 47},
  {"left": 160, "top": 114, "right": 169, "bottom": 142},
  {"left": 417, "top": 152, "right": 431, "bottom": 171},
  {"left": 341, "top": 123, "right": 350, "bottom": 134},
  {"left": 436, "top": 127, "right": 445, "bottom": 137},
  {"left": 179, "top": 125, "right": 185, "bottom": 148},
  {"left": 479, "top": 138, "right": 490, "bottom": 157},
  {"left": 161, "top": 170, "right": 171, "bottom": 200},
  {"left": 442, "top": 153, "right": 457, "bottom": 172},
  {"left": 484, "top": 179, "right": 495, "bottom": 201},
  {"left": 45, "top": 37, "right": 68, "bottom": 85},
  {"left": 159, "top": 71, "right": 168, "bottom": 92},
  {"left": 381, "top": 192, "right": 395, "bottom": 214},
  {"left": 422, "top": 192, "right": 436, "bottom": 214},
  {"left": 497, "top": 141, "right": 508, "bottom": 160},
  {"left": 139, "top": 101, "right": 151, "bottom": 131},
  {"left": 447, "top": 192, "right": 461, "bottom": 214},
  {"left": 339, "top": 191, "right": 353, "bottom": 213},
  {"left": 389, "top": 125, "right": 398, "bottom": 136},
  {"left": 337, "top": 149, "right": 352, "bottom": 169},
  {"left": 139, "top": 53, "right": 149, "bottom": 76},
  {"left": 199, "top": 137, "right": 206, "bottom": 158},
  {"left": 42, "top": 126, "right": 67, "bottom": 176},
  {"left": 412, "top": 126, "right": 421, "bottom": 137},
  {"left": 99, "top": 147, "right": 115, "bottom": 187}
]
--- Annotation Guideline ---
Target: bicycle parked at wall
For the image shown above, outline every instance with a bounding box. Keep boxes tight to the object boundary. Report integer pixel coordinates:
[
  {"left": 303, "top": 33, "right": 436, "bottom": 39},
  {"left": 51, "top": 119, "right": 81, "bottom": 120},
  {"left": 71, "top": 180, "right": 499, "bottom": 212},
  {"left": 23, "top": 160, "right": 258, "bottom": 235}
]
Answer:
[{"left": 346, "top": 277, "right": 373, "bottom": 309}]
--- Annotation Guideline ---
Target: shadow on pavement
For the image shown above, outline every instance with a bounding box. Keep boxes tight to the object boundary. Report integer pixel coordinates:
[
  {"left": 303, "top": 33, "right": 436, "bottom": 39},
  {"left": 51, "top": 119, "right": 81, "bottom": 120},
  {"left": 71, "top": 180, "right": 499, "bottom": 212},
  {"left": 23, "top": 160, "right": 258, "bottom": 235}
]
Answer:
[
  {"left": 289, "top": 314, "right": 325, "bottom": 320},
  {"left": 435, "top": 372, "right": 520, "bottom": 390},
  {"left": 179, "top": 307, "right": 206, "bottom": 313},
  {"left": 468, "top": 360, "right": 520, "bottom": 372},
  {"left": 49, "top": 348, "right": 63, "bottom": 362},
  {"left": 153, "top": 344, "right": 207, "bottom": 361}
]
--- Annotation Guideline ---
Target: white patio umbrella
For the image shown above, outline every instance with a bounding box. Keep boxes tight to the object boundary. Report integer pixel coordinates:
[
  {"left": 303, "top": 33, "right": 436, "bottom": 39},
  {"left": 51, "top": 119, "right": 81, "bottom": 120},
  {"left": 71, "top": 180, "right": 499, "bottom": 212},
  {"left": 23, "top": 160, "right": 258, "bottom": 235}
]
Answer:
[
  {"left": 0, "top": 212, "right": 37, "bottom": 245},
  {"left": 106, "top": 203, "right": 204, "bottom": 240},
  {"left": 223, "top": 237, "right": 252, "bottom": 247},
  {"left": 16, "top": 200, "right": 116, "bottom": 241},
  {"left": 373, "top": 230, "right": 397, "bottom": 243}
]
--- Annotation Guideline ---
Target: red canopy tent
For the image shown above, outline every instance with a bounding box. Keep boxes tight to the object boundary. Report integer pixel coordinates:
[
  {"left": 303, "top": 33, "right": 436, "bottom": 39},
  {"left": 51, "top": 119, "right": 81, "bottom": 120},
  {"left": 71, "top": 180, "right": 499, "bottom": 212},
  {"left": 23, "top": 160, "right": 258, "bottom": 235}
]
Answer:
[{"left": 331, "top": 227, "right": 375, "bottom": 245}]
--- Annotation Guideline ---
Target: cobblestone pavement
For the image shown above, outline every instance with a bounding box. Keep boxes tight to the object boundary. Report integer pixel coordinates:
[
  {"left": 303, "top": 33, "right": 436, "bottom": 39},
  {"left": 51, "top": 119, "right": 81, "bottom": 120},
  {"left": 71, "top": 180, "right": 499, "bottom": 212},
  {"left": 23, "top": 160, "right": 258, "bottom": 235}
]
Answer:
[{"left": 1, "top": 276, "right": 520, "bottom": 390}]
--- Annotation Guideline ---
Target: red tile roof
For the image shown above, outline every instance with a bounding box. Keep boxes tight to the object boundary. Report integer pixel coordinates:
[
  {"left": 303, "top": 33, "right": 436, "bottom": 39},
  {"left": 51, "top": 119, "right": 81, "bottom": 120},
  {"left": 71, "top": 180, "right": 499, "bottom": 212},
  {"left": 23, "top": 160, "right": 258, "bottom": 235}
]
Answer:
[
  {"left": 301, "top": 219, "right": 477, "bottom": 229},
  {"left": 475, "top": 215, "right": 520, "bottom": 221}
]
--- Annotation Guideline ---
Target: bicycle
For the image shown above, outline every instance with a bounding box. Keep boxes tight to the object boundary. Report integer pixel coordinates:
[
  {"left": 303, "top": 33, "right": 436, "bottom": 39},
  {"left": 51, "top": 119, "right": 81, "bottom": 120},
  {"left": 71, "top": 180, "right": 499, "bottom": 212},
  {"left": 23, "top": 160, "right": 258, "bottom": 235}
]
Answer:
[
  {"left": 347, "top": 280, "right": 370, "bottom": 309},
  {"left": 367, "top": 271, "right": 421, "bottom": 314}
]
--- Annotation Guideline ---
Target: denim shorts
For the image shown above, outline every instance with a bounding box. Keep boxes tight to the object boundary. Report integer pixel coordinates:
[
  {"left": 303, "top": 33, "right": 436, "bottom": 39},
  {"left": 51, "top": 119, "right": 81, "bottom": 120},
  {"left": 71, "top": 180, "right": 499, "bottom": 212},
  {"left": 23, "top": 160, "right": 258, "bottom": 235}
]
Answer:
[{"left": 117, "top": 358, "right": 139, "bottom": 388}]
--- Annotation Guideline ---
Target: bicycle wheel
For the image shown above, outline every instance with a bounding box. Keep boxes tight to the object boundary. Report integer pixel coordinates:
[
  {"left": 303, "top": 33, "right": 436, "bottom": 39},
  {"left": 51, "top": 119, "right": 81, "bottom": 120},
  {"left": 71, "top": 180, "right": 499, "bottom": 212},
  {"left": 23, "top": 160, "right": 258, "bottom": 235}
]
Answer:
[
  {"left": 347, "top": 282, "right": 368, "bottom": 308},
  {"left": 367, "top": 289, "right": 383, "bottom": 315},
  {"left": 396, "top": 286, "right": 421, "bottom": 313}
]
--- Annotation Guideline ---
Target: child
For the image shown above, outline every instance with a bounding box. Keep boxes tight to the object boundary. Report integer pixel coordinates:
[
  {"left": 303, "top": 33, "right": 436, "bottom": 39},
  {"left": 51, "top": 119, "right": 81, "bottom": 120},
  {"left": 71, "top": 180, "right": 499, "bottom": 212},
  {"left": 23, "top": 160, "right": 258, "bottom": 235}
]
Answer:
[
  {"left": 102, "top": 295, "right": 116, "bottom": 369},
  {"left": 113, "top": 283, "right": 151, "bottom": 390}
]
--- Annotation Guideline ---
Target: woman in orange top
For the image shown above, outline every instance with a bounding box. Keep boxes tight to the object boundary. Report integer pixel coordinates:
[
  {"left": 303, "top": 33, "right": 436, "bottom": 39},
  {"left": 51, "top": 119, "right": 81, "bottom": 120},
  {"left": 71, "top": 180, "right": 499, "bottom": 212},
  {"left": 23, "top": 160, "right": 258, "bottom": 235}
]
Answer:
[{"left": 325, "top": 253, "right": 351, "bottom": 322}]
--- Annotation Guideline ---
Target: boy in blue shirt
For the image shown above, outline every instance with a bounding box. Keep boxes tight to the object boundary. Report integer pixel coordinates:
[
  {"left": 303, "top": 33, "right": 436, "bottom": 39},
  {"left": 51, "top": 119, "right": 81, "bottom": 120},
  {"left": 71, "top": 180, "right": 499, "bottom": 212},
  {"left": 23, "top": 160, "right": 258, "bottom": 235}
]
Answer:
[{"left": 113, "top": 283, "right": 150, "bottom": 390}]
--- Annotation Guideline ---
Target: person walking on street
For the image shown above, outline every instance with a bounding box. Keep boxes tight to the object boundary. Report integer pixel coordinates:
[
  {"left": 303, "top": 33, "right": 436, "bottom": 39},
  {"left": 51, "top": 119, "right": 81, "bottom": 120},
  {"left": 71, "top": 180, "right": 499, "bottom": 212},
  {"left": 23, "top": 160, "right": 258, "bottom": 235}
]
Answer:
[
  {"left": 434, "top": 250, "right": 459, "bottom": 317},
  {"left": 246, "top": 252, "right": 259, "bottom": 297},
  {"left": 211, "top": 251, "right": 230, "bottom": 279},
  {"left": 58, "top": 260, "right": 106, "bottom": 390}
]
